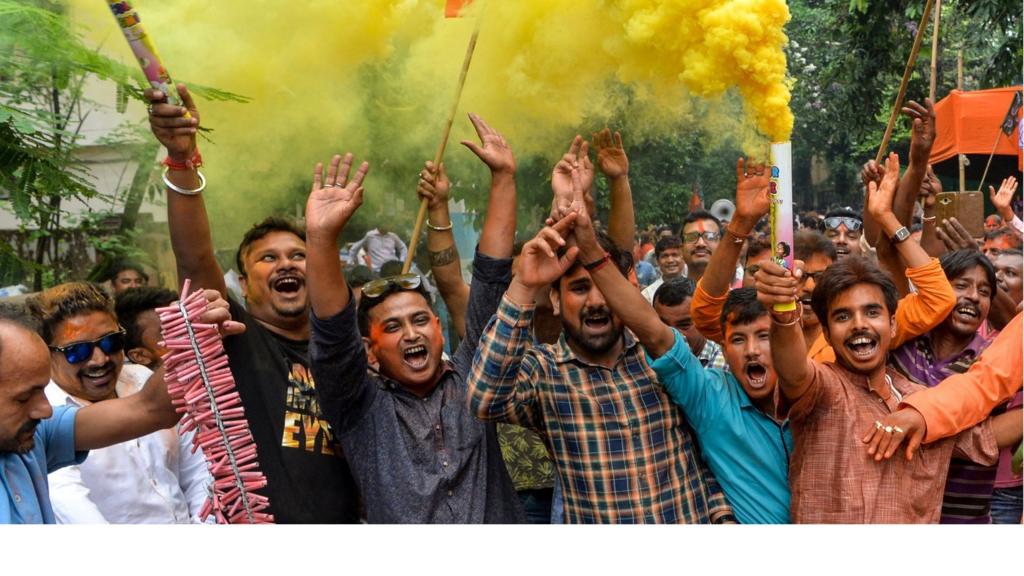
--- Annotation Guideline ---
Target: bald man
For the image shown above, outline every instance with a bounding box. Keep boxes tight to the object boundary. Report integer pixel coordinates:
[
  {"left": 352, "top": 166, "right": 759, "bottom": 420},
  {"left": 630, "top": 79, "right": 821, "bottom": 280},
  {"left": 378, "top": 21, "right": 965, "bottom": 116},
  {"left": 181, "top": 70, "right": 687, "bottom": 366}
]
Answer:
[{"left": 0, "top": 293, "right": 239, "bottom": 524}]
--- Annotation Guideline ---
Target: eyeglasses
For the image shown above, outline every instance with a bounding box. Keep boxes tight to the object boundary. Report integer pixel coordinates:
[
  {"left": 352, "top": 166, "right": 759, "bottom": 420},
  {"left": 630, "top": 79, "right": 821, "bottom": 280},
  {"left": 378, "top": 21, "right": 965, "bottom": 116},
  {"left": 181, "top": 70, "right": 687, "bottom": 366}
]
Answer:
[
  {"left": 683, "top": 231, "right": 721, "bottom": 244},
  {"left": 361, "top": 273, "right": 423, "bottom": 300},
  {"left": 823, "top": 216, "right": 863, "bottom": 232},
  {"left": 49, "top": 329, "right": 126, "bottom": 364}
]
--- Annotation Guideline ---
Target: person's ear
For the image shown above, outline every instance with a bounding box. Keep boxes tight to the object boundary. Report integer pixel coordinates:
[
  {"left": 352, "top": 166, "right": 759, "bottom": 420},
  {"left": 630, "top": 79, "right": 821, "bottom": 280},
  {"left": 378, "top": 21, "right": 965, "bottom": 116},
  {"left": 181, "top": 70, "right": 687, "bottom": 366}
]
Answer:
[
  {"left": 238, "top": 274, "right": 249, "bottom": 299},
  {"left": 363, "top": 336, "right": 380, "bottom": 368},
  {"left": 549, "top": 285, "right": 562, "bottom": 316},
  {"left": 889, "top": 315, "right": 897, "bottom": 340},
  {"left": 126, "top": 347, "right": 155, "bottom": 367}
]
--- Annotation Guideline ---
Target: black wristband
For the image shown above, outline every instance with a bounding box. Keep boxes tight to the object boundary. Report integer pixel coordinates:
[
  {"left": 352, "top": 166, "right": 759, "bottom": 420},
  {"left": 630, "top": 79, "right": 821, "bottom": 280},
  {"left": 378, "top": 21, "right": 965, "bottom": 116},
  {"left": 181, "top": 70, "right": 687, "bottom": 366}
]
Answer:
[{"left": 583, "top": 253, "right": 610, "bottom": 271}]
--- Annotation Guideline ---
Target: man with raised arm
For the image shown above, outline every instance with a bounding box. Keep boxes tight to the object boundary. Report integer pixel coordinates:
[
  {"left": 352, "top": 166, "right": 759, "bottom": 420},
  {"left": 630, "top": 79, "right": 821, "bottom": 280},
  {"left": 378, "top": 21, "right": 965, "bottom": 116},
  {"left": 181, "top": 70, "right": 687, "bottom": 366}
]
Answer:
[
  {"left": 755, "top": 153, "right": 1013, "bottom": 523},
  {"left": 468, "top": 178, "right": 735, "bottom": 524},
  {"left": 305, "top": 151, "right": 523, "bottom": 523},
  {"left": 145, "top": 86, "right": 359, "bottom": 523},
  {"left": 568, "top": 163, "right": 792, "bottom": 523}
]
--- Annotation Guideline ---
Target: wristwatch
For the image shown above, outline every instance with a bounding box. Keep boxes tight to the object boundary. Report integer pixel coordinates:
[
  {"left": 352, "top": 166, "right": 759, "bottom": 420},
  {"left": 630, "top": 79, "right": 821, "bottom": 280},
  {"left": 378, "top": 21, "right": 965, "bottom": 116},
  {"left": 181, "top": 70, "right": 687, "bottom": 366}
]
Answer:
[{"left": 890, "top": 226, "right": 911, "bottom": 244}]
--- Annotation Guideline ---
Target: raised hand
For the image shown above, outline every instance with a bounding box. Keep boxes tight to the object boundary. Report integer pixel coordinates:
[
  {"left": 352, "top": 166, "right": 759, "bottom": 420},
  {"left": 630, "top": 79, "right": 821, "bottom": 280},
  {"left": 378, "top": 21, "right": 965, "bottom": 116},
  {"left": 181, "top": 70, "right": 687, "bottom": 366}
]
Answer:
[
  {"left": 733, "top": 157, "right": 772, "bottom": 231},
  {"left": 145, "top": 83, "right": 200, "bottom": 161},
  {"left": 753, "top": 259, "right": 804, "bottom": 309},
  {"left": 460, "top": 113, "right": 516, "bottom": 175},
  {"left": 989, "top": 175, "right": 1019, "bottom": 220},
  {"left": 902, "top": 99, "right": 936, "bottom": 167},
  {"left": 920, "top": 165, "right": 941, "bottom": 210},
  {"left": 551, "top": 135, "right": 593, "bottom": 220},
  {"left": 416, "top": 160, "right": 450, "bottom": 211},
  {"left": 515, "top": 213, "right": 580, "bottom": 290},
  {"left": 865, "top": 152, "right": 901, "bottom": 221},
  {"left": 592, "top": 128, "right": 629, "bottom": 180},
  {"left": 860, "top": 159, "right": 884, "bottom": 193},
  {"left": 305, "top": 153, "right": 370, "bottom": 242}
]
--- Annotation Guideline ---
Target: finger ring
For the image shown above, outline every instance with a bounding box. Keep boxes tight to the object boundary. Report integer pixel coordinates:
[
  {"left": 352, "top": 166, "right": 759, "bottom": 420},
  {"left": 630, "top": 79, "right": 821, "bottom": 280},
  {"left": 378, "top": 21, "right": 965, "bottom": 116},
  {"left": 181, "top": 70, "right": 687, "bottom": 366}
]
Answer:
[
  {"left": 875, "top": 421, "right": 883, "bottom": 430},
  {"left": 893, "top": 426, "right": 904, "bottom": 434},
  {"left": 146, "top": 105, "right": 153, "bottom": 115},
  {"left": 884, "top": 426, "right": 894, "bottom": 434}
]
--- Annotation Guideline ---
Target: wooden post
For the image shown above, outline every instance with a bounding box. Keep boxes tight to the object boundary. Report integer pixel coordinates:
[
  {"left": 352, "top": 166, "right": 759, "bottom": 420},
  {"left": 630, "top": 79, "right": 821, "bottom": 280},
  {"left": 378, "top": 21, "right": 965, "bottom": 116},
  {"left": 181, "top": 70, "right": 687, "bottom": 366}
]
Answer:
[
  {"left": 929, "top": 0, "right": 941, "bottom": 102},
  {"left": 875, "top": 0, "right": 936, "bottom": 164},
  {"left": 403, "top": 14, "right": 484, "bottom": 274},
  {"left": 958, "top": 49, "right": 965, "bottom": 192}
]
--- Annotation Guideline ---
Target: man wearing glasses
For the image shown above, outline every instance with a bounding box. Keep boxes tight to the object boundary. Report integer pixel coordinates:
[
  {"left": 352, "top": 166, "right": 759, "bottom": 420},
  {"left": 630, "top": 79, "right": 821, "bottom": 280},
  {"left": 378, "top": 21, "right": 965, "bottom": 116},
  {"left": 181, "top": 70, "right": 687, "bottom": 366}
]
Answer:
[
  {"left": 27, "top": 282, "right": 211, "bottom": 523},
  {"left": 823, "top": 208, "right": 864, "bottom": 259},
  {"left": 679, "top": 210, "right": 723, "bottom": 283}
]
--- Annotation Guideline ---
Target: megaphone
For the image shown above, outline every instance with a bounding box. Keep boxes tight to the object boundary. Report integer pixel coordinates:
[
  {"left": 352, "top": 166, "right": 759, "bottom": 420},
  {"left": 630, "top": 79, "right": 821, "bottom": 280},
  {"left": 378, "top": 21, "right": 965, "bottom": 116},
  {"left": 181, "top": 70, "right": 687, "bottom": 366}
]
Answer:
[{"left": 710, "top": 198, "right": 736, "bottom": 223}]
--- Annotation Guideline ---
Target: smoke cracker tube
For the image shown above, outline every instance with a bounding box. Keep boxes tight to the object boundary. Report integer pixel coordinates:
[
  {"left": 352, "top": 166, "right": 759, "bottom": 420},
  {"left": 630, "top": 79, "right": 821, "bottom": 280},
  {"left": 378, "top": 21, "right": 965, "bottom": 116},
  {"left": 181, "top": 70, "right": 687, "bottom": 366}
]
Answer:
[
  {"left": 769, "top": 142, "right": 796, "bottom": 313},
  {"left": 105, "top": 1, "right": 189, "bottom": 113}
]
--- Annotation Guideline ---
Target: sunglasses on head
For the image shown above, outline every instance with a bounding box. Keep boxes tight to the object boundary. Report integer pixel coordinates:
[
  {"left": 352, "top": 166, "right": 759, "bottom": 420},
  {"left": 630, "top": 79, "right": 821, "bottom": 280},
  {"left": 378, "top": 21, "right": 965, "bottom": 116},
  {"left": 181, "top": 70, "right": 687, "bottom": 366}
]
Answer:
[
  {"left": 683, "top": 231, "right": 721, "bottom": 244},
  {"left": 49, "top": 329, "right": 126, "bottom": 364},
  {"left": 824, "top": 216, "right": 863, "bottom": 232},
  {"left": 361, "top": 273, "right": 423, "bottom": 300}
]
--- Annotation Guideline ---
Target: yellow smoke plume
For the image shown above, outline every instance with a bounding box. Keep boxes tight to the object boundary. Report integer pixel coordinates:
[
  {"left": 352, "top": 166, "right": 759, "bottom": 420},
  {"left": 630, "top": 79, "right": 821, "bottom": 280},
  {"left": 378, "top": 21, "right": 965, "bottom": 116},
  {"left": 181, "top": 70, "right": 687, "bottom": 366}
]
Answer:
[{"left": 67, "top": 0, "right": 792, "bottom": 244}]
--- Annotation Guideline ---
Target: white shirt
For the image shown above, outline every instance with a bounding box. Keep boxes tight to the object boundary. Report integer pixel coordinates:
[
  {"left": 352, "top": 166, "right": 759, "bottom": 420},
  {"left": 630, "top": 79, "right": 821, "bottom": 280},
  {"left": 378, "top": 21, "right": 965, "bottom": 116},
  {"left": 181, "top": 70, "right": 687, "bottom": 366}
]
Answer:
[
  {"left": 348, "top": 229, "right": 409, "bottom": 273},
  {"left": 641, "top": 278, "right": 664, "bottom": 304},
  {"left": 46, "top": 364, "right": 212, "bottom": 524}
]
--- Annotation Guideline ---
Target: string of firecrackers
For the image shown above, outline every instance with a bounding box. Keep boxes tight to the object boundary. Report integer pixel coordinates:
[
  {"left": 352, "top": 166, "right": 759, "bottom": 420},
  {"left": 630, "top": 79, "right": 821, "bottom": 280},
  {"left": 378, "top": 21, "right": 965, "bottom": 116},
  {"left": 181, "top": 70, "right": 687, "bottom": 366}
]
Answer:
[{"left": 157, "top": 279, "right": 273, "bottom": 524}]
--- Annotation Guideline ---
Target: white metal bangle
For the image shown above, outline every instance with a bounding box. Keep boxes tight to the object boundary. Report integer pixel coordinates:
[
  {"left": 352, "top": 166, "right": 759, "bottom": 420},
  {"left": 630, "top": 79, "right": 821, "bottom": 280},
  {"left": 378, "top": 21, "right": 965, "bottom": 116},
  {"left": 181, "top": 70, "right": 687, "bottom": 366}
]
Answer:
[
  {"left": 162, "top": 167, "right": 206, "bottom": 196},
  {"left": 426, "top": 218, "right": 453, "bottom": 232}
]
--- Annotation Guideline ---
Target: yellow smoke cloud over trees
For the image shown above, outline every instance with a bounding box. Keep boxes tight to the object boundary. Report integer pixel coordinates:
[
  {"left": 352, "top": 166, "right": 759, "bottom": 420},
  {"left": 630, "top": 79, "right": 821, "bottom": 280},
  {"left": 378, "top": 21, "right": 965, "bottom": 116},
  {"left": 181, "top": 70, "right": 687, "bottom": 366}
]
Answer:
[{"left": 68, "top": 0, "right": 791, "bottom": 240}]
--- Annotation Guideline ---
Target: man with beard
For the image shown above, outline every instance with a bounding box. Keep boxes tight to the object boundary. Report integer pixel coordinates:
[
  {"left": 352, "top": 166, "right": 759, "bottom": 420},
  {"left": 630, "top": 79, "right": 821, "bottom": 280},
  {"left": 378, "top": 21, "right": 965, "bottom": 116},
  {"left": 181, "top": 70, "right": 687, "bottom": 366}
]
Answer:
[
  {"left": 568, "top": 187, "right": 791, "bottom": 523},
  {"left": 304, "top": 148, "right": 523, "bottom": 523},
  {"left": 28, "top": 283, "right": 211, "bottom": 523},
  {"left": 640, "top": 235, "right": 685, "bottom": 303},
  {"left": 756, "top": 153, "right": 1015, "bottom": 522},
  {"left": 679, "top": 210, "right": 721, "bottom": 283},
  {"left": 889, "top": 250, "right": 1023, "bottom": 523},
  {"left": 0, "top": 294, "right": 234, "bottom": 524},
  {"left": 146, "top": 86, "right": 359, "bottom": 523},
  {"left": 469, "top": 193, "right": 734, "bottom": 522}
]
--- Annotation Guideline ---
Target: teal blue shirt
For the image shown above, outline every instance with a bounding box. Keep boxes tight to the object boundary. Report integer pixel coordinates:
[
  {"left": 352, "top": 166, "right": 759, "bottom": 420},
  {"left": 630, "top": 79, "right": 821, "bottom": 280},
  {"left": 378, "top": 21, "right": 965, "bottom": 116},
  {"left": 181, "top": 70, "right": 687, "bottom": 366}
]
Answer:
[{"left": 647, "top": 331, "right": 792, "bottom": 524}]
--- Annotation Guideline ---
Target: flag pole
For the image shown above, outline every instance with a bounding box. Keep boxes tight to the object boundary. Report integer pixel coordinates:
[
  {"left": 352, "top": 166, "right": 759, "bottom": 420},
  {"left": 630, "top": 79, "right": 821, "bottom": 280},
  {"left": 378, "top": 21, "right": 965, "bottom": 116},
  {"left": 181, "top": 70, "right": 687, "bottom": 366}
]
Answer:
[
  {"left": 875, "top": 0, "right": 935, "bottom": 164},
  {"left": 929, "top": 0, "right": 941, "bottom": 102},
  {"left": 403, "top": 6, "right": 485, "bottom": 274}
]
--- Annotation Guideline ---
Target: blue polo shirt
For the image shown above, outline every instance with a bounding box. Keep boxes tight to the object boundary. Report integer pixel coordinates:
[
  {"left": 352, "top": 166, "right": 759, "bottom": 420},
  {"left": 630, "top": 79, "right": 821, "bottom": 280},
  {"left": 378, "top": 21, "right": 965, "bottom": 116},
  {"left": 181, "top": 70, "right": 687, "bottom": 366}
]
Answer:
[
  {"left": 647, "top": 331, "right": 792, "bottom": 524},
  {"left": 1, "top": 405, "right": 86, "bottom": 524}
]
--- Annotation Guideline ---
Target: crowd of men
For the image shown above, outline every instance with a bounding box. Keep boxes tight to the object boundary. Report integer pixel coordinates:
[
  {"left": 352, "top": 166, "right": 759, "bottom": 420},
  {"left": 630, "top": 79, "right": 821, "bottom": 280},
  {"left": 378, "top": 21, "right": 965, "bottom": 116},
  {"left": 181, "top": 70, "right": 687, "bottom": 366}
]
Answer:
[{"left": 1, "top": 88, "right": 1021, "bottom": 525}]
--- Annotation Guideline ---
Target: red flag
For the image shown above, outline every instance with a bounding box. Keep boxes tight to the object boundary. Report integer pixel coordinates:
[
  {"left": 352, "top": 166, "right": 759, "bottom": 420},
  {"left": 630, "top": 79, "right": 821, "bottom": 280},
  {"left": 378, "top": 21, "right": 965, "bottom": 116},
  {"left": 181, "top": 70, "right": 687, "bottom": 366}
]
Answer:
[{"left": 445, "top": 0, "right": 472, "bottom": 18}]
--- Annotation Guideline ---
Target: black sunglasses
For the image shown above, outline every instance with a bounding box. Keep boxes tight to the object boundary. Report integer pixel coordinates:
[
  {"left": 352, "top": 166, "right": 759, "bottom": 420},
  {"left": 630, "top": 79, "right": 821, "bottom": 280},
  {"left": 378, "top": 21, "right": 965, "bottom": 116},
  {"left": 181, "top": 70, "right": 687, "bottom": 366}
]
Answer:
[
  {"left": 49, "top": 329, "right": 126, "bottom": 364},
  {"left": 361, "top": 273, "right": 423, "bottom": 300}
]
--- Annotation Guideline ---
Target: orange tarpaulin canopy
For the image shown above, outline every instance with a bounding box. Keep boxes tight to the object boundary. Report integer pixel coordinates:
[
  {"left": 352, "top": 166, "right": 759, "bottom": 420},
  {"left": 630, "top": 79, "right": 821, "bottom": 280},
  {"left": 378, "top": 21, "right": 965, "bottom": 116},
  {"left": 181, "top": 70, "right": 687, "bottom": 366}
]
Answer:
[{"left": 930, "top": 86, "right": 1023, "bottom": 170}]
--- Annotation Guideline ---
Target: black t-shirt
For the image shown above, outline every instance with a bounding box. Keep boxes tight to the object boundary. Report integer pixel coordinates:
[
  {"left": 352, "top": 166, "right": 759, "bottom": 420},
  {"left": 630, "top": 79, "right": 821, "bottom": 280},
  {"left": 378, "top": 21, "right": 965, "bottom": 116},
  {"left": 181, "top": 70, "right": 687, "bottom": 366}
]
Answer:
[{"left": 224, "top": 299, "right": 359, "bottom": 523}]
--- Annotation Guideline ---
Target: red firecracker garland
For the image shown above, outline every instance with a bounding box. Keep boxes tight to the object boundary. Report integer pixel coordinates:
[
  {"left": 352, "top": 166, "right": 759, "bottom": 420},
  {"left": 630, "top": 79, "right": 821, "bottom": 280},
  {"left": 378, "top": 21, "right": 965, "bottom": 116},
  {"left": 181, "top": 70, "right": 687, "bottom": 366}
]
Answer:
[{"left": 157, "top": 280, "right": 274, "bottom": 524}]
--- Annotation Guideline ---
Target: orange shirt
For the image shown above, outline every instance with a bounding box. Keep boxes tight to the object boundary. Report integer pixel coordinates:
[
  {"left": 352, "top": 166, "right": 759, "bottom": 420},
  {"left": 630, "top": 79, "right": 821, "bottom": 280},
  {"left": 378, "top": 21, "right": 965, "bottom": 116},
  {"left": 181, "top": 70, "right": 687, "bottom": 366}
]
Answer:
[
  {"left": 902, "top": 312, "right": 1023, "bottom": 443},
  {"left": 691, "top": 281, "right": 728, "bottom": 345}
]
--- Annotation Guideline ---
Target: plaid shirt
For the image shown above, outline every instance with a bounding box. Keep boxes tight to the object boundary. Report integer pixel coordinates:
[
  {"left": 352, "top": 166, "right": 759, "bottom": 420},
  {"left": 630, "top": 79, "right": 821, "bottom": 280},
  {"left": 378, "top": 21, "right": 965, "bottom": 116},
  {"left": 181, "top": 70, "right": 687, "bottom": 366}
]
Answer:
[
  {"left": 469, "top": 295, "right": 735, "bottom": 524},
  {"left": 696, "top": 338, "right": 728, "bottom": 371}
]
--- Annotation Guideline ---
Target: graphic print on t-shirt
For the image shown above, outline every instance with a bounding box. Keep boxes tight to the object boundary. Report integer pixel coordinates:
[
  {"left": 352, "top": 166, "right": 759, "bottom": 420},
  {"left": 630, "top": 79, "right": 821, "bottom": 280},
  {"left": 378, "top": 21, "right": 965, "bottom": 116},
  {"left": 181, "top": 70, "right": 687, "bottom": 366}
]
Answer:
[{"left": 280, "top": 362, "right": 337, "bottom": 455}]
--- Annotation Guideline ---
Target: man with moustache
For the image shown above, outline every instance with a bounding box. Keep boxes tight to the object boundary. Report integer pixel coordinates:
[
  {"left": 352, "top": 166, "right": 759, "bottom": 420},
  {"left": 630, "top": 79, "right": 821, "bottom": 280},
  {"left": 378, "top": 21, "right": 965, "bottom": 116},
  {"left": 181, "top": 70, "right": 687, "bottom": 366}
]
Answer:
[
  {"left": 889, "top": 250, "right": 1023, "bottom": 523},
  {"left": 29, "top": 283, "right": 210, "bottom": 523},
  {"left": 469, "top": 168, "right": 734, "bottom": 523},
  {"left": 823, "top": 207, "right": 863, "bottom": 259},
  {"left": 568, "top": 176, "right": 792, "bottom": 524},
  {"left": 146, "top": 86, "right": 359, "bottom": 523},
  {"left": 679, "top": 210, "right": 721, "bottom": 283},
  {"left": 756, "top": 154, "right": 1016, "bottom": 522},
  {"left": 0, "top": 294, "right": 234, "bottom": 524}
]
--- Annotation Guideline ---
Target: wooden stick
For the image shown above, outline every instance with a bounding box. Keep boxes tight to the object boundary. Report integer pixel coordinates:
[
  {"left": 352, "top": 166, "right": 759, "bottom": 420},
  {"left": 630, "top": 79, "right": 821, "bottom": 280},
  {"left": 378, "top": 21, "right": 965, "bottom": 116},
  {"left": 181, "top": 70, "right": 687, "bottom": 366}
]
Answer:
[
  {"left": 976, "top": 130, "right": 1005, "bottom": 194},
  {"left": 958, "top": 50, "right": 965, "bottom": 192},
  {"left": 929, "top": 0, "right": 941, "bottom": 102},
  {"left": 403, "top": 13, "right": 484, "bottom": 274},
  {"left": 875, "top": 0, "right": 935, "bottom": 164}
]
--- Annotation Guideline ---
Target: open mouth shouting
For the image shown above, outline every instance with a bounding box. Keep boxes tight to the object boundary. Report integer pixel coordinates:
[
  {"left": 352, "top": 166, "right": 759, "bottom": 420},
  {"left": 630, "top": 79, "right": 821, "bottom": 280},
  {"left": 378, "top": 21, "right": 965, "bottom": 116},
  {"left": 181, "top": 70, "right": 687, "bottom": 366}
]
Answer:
[
  {"left": 844, "top": 333, "right": 879, "bottom": 360},
  {"left": 582, "top": 309, "right": 612, "bottom": 336},
  {"left": 952, "top": 301, "right": 980, "bottom": 324},
  {"left": 744, "top": 361, "right": 769, "bottom": 390},
  {"left": 271, "top": 274, "right": 305, "bottom": 296},
  {"left": 402, "top": 343, "right": 431, "bottom": 371}
]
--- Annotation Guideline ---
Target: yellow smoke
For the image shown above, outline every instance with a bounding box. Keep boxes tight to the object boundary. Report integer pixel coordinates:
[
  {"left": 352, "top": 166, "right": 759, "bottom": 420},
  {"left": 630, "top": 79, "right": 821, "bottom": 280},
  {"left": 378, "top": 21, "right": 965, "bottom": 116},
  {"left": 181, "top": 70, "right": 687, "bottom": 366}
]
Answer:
[{"left": 67, "top": 0, "right": 792, "bottom": 243}]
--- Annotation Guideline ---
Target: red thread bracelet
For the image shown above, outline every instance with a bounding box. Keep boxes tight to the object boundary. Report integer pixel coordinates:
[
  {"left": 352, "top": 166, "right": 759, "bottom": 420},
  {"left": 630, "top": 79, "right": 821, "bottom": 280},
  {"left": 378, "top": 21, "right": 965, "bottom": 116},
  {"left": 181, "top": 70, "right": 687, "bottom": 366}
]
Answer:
[
  {"left": 584, "top": 252, "right": 611, "bottom": 272},
  {"left": 163, "top": 149, "right": 203, "bottom": 171}
]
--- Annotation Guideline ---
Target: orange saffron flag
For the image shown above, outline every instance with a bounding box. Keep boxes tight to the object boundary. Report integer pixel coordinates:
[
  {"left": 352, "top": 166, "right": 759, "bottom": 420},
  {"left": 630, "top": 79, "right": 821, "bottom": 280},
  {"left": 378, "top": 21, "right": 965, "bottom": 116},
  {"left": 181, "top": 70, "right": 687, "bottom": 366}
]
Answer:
[{"left": 445, "top": 0, "right": 472, "bottom": 18}]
